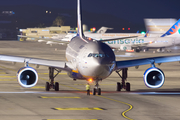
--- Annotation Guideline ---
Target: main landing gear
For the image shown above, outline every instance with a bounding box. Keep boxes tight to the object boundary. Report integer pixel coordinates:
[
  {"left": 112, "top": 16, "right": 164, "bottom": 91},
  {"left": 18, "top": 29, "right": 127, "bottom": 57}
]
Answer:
[
  {"left": 45, "top": 67, "right": 61, "bottom": 91},
  {"left": 116, "top": 68, "right": 130, "bottom": 91},
  {"left": 92, "top": 79, "right": 102, "bottom": 95}
]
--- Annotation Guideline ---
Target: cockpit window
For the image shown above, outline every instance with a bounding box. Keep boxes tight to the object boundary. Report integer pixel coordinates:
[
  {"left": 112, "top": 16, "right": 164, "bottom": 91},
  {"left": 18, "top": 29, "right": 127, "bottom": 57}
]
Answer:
[
  {"left": 88, "top": 53, "right": 108, "bottom": 58},
  {"left": 88, "top": 53, "right": 92, "bottom": 57}
]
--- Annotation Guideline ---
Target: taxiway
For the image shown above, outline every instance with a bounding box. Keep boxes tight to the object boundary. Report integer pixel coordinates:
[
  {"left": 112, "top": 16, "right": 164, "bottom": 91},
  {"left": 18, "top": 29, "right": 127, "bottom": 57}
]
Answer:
[{"left": 0, "top": 41, "right": 180, "bottom": 120}]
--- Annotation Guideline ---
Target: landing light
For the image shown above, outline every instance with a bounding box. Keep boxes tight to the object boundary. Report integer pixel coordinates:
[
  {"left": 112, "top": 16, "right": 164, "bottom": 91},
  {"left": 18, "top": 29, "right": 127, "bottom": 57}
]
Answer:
[
  {"left": 88, "top": 78, "right": 93, "bottom": 83},
  {"left": 88, "top": 37, "right": 92, "bottom": 40}
]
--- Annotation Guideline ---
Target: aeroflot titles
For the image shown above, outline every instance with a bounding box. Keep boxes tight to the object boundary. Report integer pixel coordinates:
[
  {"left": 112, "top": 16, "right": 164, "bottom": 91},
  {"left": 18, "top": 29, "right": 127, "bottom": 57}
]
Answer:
[{"left": 103, "top": 38, "right": 145, "bottom": 44}]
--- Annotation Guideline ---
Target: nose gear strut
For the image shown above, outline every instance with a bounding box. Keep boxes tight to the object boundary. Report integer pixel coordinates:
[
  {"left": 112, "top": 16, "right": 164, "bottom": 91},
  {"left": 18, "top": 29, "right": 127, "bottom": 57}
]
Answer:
[{"left": 92, "top": 79, "right": 102, "bottom": 95}]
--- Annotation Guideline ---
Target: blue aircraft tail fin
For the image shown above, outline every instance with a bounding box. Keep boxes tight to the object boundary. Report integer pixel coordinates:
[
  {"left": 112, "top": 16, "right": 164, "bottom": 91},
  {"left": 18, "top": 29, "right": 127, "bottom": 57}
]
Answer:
[
  {"left": 161, "top": 19, "right": 180, "bottom": 37},
  {"left": 144, "top": 30, "right": 149, "bottom": 37}
]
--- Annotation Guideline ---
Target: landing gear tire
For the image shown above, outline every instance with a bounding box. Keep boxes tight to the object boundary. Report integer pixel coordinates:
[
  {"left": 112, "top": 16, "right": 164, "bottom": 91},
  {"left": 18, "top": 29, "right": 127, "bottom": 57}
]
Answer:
[
  {"left": 126, "top": 82, "right": 130, "bottom": 91},
  {"left": 55, "top": 82, "right": 59, "bottom": 91},
  {"left": 97, "top": 88, "right": 101, "bottom": 95},
  {"left": 93, "top": 88, "right": 96, "bottom": 95},
  {"left": 46, "top": 82, "right": 50, "bottom": 91},
  {"left": 117, "top": 82, "right": 121, "bottom": 91},
  {"left": 135, "top": 48, "right": 140, "bottom": 52}
]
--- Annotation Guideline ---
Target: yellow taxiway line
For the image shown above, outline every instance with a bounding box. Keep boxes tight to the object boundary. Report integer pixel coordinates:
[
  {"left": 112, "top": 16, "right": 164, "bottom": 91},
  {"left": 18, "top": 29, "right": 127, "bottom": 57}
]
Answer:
[
  {"left": 0, "top": 76, "right": 16, "bottom": 77},
  {"left": 0, "top": 64, "right": 133, "bottom": 120},
  {"left": 98, "top": 95, "right": 133, "bottom": 120},
  {"left": 44, "top": 119, "right": 99, "bottom": 120},
  {"left": 40, "top": 96, "right": 80, "bottom": 99},
  {"left": 0, "top": 79, "right": 16, "bottom": 81},
  {"left": 53, "top": 108, "right": 104, "bottom": 110}
]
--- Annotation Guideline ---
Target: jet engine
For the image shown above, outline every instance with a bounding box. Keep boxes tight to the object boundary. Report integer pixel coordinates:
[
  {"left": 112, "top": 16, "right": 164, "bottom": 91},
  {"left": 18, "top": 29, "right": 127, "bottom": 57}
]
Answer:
[
  {"left": 17, "top": 67, "right": 38, "bottom": 88},
  {"left": 143, "top": 67, "right": 165, "bottom": 88}
]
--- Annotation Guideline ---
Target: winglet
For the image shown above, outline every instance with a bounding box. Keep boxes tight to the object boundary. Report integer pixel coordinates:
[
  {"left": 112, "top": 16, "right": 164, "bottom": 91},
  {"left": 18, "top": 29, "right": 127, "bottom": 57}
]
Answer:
[
  {"left": 161, "top": 19, "right": 180, "bottom": 37},
  {"left": 77, "top": 0, "right": 84, "bottom": 38}
]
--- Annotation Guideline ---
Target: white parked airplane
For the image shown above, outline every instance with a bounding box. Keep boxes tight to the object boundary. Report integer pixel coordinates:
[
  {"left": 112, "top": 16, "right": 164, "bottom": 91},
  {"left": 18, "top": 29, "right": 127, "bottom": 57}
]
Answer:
[
  {"left": 2, "top": 0, "right": 180, "bottom": 95},
  {"left": 110, "top": 19, "right": 180, "bottom": 52}
]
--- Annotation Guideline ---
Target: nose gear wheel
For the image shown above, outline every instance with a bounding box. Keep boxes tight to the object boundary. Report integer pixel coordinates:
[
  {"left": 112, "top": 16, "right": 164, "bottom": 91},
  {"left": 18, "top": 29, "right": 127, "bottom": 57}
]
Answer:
[{"left": 93, "top": 79, "right": 102, "bottom": 95}]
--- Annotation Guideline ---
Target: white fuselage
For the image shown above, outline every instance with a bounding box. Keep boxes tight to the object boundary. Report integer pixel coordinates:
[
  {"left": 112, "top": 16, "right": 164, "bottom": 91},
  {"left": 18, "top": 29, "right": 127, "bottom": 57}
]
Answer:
[
  {"left": 66, "top": 36, "right": 116, "bottom": 80},
  {"left": 106, "top": 37, "right": 180, "bottom": 49}
]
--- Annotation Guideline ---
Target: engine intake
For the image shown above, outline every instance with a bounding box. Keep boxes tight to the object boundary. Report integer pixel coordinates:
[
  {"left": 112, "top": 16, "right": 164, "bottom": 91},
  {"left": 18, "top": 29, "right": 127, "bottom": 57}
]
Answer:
[
  {"left": 143, "top": 67, "right": 165, "bottom": 88},
  {"left": 17, "top": 67, "right": 38, "bottom": 88}
]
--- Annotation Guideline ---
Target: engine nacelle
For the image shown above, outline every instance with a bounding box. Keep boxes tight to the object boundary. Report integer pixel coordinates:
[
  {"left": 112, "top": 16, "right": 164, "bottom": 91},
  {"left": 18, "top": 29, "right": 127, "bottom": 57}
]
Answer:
[
  {"left": 143, "top": 67, "right": 165, "bottom": 88},
  {"left": 17, "top": 67, "right": 38, "bottom": 88}
]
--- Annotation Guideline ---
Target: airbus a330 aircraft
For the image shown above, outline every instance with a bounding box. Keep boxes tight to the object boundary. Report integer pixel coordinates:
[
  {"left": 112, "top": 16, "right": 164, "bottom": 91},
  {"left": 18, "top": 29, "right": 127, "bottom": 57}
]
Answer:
[{"left": 1, "top": 0, "right": 180, "bottom": 95}]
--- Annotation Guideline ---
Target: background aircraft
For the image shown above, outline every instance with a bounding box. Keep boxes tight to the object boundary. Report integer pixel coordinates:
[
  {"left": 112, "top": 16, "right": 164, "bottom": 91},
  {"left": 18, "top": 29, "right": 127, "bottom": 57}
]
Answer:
[
  {"left": 100, "top": 19, "right": 180, "bottom": 52},
  {"left": 62, "top": 18, "right": 178, "bottom": 41},
  {"left": 144, "top": 18, "right": 177, "bottom": 34},
  {"left": 2, "top": 0, "right": 180, "bottom": 95}
]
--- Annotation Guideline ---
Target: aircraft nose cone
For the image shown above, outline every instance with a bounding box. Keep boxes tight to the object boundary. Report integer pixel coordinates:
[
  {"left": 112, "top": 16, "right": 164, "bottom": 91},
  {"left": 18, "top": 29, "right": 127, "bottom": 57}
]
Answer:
[
  {"left": 78, "top": 58, "right": 115, "bottom": 79},
  {"left": 89, "top": 59, "right": 113, "bottom": 78}
]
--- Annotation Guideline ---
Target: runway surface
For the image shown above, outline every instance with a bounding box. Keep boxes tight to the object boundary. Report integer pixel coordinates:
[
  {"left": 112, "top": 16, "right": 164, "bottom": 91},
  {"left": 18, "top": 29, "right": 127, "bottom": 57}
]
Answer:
[{"left": 0, "top": 41, "right": 180, "bottom": 120}]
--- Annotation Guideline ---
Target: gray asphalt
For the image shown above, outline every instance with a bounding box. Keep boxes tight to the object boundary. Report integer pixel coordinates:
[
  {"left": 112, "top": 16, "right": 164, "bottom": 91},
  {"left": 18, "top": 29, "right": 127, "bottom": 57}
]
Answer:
[{"left": 0, "top": 40, "right": 180, "bottom": 120}]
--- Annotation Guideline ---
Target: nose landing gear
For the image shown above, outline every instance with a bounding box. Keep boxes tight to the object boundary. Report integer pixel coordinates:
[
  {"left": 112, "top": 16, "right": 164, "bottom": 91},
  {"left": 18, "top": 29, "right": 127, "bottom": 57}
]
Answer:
[
  {"left": 116, "top": 68, "right": 130, "bottom": 91},
  {"left": 92, "top": 79, "right": 102, "bottom": 95}
]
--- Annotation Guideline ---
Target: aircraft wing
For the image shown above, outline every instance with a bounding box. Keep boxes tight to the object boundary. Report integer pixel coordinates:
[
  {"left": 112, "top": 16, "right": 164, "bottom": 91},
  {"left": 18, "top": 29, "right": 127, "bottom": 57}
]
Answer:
[
  {"left": 115, "top": 55, "right": 180, "bottom": 70},
  {"left": 0, "top": 55, "right": 72, "bottom": 71},
  {"left": 18, "top": 35, "right": 69, "bottom": 44},
  {"left": 99, "top": 36, "right": 137, "bottom": 42}
]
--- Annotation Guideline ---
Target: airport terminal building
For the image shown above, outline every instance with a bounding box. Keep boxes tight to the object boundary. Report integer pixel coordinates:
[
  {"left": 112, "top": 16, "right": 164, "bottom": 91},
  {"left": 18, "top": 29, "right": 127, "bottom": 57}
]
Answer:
[{"left": 18, "top": 26, "right": 72, "bottom": 41}]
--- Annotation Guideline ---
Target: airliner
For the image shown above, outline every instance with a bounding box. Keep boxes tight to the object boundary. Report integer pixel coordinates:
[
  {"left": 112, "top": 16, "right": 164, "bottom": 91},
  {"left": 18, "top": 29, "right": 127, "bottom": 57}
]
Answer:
[
  {"left": 111, "top": 19, "right": 180, "bottom": 52},
  {"left": 1, "top": 0, "right": 180, "bottom": 95}
]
